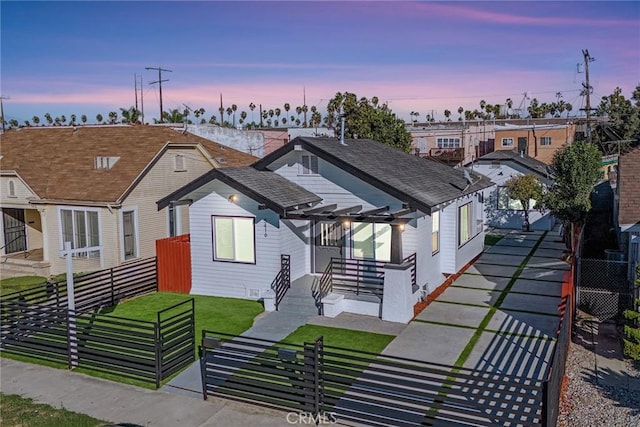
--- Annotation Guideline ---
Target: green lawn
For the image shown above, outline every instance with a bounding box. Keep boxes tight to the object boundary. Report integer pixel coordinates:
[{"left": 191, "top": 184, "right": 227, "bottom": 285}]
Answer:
[
  {"left": 281, "top": 324, "right": 394, "bottom": 353},
  {"left": 0, "top": 274, "right": 68, "bottom": 295},
  {"left": 104, "top": 291, "right": 264, "bottom": 343},
  {"left": 0, "top": 393, "right": 107, "bottom": 427}
]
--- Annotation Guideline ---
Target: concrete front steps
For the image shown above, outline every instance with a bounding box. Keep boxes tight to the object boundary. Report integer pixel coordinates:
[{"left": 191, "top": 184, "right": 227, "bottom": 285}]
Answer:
[
  {"left": 0, "top": 257, "right": 51, "bottom": 278},
  {"left": 277, "top": 275, "right": 319, "bottom": 315}
]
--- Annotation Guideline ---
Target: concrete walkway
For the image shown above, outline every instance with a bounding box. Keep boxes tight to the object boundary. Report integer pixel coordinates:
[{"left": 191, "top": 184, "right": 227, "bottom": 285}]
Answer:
[{"left": 382, "top": 228, "right": 567, "bottom": 381}]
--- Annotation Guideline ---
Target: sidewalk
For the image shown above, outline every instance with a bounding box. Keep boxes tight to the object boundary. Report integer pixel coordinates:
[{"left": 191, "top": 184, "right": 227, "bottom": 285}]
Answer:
[{"left": 1, "top": 358, "right": 289, "bottom": 427}]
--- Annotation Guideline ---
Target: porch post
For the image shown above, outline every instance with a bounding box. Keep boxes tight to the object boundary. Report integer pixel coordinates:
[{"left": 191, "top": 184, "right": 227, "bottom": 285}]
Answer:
[{"left": 390, "top": 223, "right": 403, "bottom": 264}]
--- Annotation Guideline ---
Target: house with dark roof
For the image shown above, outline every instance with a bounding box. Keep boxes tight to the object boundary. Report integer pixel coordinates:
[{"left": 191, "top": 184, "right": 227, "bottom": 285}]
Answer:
[
  {"left": 613, "top": 146, "right": 640, "bottom": 286},
  {"left": 158, "top": 136, "right": 493, "bottom": 323},
  {"left": 0, "top": 125, "right": 255, "bottom": 277},
  {"left": 474, "top": 150, "right": 556, "bottom": 231}
]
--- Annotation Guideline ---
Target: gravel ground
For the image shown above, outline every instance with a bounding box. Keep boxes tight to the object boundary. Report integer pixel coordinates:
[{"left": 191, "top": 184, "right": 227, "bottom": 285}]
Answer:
[{"left": 557, "top": 338, "right": 640, "bottom": 427}]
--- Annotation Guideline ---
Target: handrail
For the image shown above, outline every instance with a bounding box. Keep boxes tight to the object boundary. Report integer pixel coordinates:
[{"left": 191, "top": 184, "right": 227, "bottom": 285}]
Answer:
[
  {"left": 271, "top": 254, "right": 291, "bottom": 311},
  {"left": 403, "top": 253, "right": 417, "bottom": 289},
  {"left": 1, "top": 234, "right": 26, "bottom": 251},
  {"left": 330, "top": 258, "right": 385, "bottom": 298},
  {"left": 312, "top": 261, "right": 333, "bottom": 315}
]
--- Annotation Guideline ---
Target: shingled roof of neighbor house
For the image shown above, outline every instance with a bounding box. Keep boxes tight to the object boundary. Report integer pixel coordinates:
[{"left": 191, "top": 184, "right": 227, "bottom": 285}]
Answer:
[
  {"left": 476, "top": 150, "right": 552, "bottom": 177},
  {"left": 254, "top": 137, "right": 494, "bottom": 213},
  {"left": 156, "top": 166, "right": 322, "bottom": 215},
  {"left": 618, "top": 145, "right": 640, "bottom": 226},
  {"left": 0, "top": 125, "right": 256, "bottom": 203}
]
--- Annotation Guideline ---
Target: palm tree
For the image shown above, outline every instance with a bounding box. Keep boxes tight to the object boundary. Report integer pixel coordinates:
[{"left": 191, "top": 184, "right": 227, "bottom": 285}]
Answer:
[
  {"left": 565, "top": 103, "right": 573, "bottom": 118},
  {"left": 44, "top": 113, "right": 53, "bottom": 126},
  {"left": 23, "top": 120, "right": 31, "bottom": 127},
  {"left": 81, "top": 115, "right": 87, "bottom": 125},
  {"left": 54, "top": 117, "right": 61, "bottom": 126},
  {"left": 231, "top": 104, "right": 237, "bottom": 126},
  {"left": 108, "top": 111, "right": 118, "bottom": 124},
  {"left": 225, "top": 107, "right": 233, "bottom": 126},
  {"left": 209, "top": 115, "right": 218, "bottom": 125},
  {"left": 194, "top": 107, "right": 205, "bottom": 123},
  {"left": 457, "top": 107, "right": 464, "bottom": 121},
  {"left": 9, "top": 119, "right": 19, "bottom": 128},
  {"left": 284, "top": 103, "right": 290, "bottom": 120},
  {"left": 261, "top": 111, "right": 268, "bottom": 127},
  {"left": 70, "top": 114, "right": 76, "bottom": 125},
  {"left": 32, "top": 116, "right": 40, "bottom": 126},
  {"left": 249, "top": 102, "right": 256, "bottom": 124},
  {"left": 444, "top": 109, "right": 452, "bottom": 121},
  {"left": 240, "top": 111, "right": 247, "bottom": 128},
  {"left": 60, "top": 115, "right": 67, "bottom": 125},
  {"left": 96, "top": 113, "right": 103, "bottom": 124},
  {"left": 275, "top": 108, "right": 281, "bottom": 126}
]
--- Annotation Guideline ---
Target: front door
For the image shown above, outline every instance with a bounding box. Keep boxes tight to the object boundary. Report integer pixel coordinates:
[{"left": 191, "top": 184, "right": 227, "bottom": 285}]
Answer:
[
  {"left": 517, "top": 137, "right": 528, "bottom": 155},
  {"left": 314, "top": 221, "right": 344, "bottom": 273},
  {"left": 2, "top": 208, "right": 27, "bottom": 254}
]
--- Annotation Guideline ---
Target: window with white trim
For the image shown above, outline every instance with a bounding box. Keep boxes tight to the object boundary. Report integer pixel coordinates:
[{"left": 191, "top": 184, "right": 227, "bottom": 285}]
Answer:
[
  {"left": 212, "top": 216, "right": 255, "bottom": 263},
  {"left": 436, "top": 137, "right": 461, "bottom": 148},
  {"left": 60, "top": 208, "right": 100, "bottom": 258},
  {"left": 540, "top": 136, "right": 552, "bottom": 146},
  {"left": 122, "top": 209, "right": 138, "bottom": 260},
  {"left": 7, "top": 180, "right": 16, "bottom": 197},
  {"left": 458, "top": 203, "right": 473, "bottom": 246},
  {"left": 501, "top": 138, "right": 514, "bottom": 147},
  {"left": 352, "top": 222, "right": 391, "bottom": 262},
  {"left": 168, "top": 205, "right": 181, "bottom": 237},
  {"left": 301, "top": 155, "right": 318, "bottom": 175},
  {"left": 174, "top": 154, "right": 186, "bottom": 171},
  {"left": 497, "top": 187, "right": 538, "bottom": 210},
  {"left": 432, "top": 211, "right": 440, "bottom": 254}
]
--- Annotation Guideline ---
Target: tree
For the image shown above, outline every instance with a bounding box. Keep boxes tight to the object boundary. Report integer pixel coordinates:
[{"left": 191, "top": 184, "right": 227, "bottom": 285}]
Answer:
[
  {"left": 70, "top": 114, "right": 76, "bottom": 125},
  {"left": 231, "top": 104, "right": 237, "bottom": 126},
  {"left": 159, "top": 108, "right": 183, "bottom": 124},
  {"left": 594, "top": 86, "right": 640, "bottom": 150},
  {"left": 44, "top": 113, "right": 53, "bottom": 125},
  {"left": 96, "top": 113, "right": 103, "bottom": 124},
  {"left": 8, "top": 119, "right": 19, "bottom": 128},
  {"left": 622, "top": 265, "right": 640, "bottom": 360},
  {"left": 544, "top": 142, "right": 601, "bottom": 252},
  {"left": 108, "top": 111, "right": 118, "bottom": 124},
  {"left": 249, "top": 102, "right": 256, "bottom": 124},
  {"left": 194, "top": 107, "right": 205, "bottom": 123},
  {"left": 120, "top": 107, "right": 140, "bottom": 124},
  {"left": 457, "top": 106, "right": 464, "bottom": 121},
  {"left": 324, "top": 91, "right": 411, "bottom": 152},
  {"left": 505, "top": 174, "right": 543, "bottom": 232},
  {"left": 81, "top": 115, "right": 87, "bottom": 125},
  {"left": 32, "top": 116, "right": 40, "bottom": 126}
]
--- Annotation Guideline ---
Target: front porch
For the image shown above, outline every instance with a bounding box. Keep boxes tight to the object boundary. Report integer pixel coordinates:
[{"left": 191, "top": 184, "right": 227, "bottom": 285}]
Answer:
[{"left": 1, "top": 248, "right": 51, "bottom": 278}]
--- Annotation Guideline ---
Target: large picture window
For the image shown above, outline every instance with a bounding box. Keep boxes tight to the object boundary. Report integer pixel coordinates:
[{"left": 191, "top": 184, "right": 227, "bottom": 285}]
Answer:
[
  {"left": 212, "top": 216, "right": 255, "bottom": 263},
  {"left": 458, "top": 203, "right": 473, "bottom": 246},
  {"left": 352, "top": 222, "right": 391, "bottom": 262},
  {"left": 432, "top": 211, "right": 440, "bottom": 254},
  {"left": 60, "top": 208, "right": 100, "bottom": 258}
]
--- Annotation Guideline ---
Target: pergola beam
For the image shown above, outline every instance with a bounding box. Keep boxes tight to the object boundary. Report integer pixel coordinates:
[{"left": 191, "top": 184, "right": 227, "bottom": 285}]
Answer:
[{"left": 303, "top": 203, "right": 337, "bottom": 215}]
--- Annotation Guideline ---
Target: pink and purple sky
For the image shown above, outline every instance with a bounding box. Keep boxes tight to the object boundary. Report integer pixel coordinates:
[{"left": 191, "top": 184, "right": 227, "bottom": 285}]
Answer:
[{"left": 2, "top": 1, "right": 639, "bottom": 124}]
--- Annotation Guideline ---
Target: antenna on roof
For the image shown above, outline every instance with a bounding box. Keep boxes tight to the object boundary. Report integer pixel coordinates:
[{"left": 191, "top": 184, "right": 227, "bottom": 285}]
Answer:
[{"left": 462, "top": 168, "right": 480, "bottom": 192}]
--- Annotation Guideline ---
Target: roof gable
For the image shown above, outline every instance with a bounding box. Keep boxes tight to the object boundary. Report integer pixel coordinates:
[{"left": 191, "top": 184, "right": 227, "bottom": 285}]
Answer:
[
  {"left": 476, "top": 151, "right": 551, "bottom": 177},
  {"left": 254, "top": 137, "right": 493, "bottom": 212},
  {"left": 0, "top": 126, "right": 256, "bottom": 204}
]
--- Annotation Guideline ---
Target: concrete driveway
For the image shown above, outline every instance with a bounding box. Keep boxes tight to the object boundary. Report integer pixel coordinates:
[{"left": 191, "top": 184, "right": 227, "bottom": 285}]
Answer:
[{"left": 382, "top": 228, "right": 568, "bottom": 381}]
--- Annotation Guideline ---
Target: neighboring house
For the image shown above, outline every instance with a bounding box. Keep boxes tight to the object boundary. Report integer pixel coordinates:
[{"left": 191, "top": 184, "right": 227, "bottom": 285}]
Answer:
[
  {"left": 410, "top": 121, "right": 495, "bottom": 166},
  {"left": 493, "top": 122, "right": 576, "bottom": 164},
  {"left": 0, "top": 125, "right": 255, "bottom": 277},
  {"left": 613, "top": 146, "right": 640, "bottom": 285},
  {"left": 158, "top": 136, "right": 493, "bottom": 323},
  {"left": 474, "top": 151, "right": 555, "bottom": 231}
]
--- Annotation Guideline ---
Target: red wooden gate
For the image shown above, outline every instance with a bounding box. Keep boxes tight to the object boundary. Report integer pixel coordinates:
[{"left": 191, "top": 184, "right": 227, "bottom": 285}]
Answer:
[{"left": 156, "top": 234, "right": 191, "bottom": 293}]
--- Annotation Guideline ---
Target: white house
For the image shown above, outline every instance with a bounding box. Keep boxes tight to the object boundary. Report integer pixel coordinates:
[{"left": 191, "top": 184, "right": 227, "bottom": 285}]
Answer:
[
  {"left": 474, "top": 150, "right": 556, "bottom": 231},
  {"left": 158, "top": 136, "right": 494, "bottom": 323}
]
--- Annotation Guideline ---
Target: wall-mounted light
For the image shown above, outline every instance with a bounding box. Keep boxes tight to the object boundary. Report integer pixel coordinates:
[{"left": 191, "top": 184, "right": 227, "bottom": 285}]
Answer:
[
  {"left": 342, "top": 219, "right": 351, "bottom": 228},
  {"left": 399, "top": 224, "right": 405, "bottom": 232},
  {"left": 228, "top": 194, "right": 238, "bottom": 203}
]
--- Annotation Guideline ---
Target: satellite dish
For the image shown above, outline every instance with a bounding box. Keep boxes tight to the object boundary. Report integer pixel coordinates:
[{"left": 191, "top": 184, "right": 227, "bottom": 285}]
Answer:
[{"left": 463, "top": 169, "right": 474, "bottom": 185}]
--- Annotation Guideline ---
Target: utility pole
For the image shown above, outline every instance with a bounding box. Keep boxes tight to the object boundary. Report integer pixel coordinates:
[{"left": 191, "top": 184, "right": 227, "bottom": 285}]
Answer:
[
  {"left": 219, "top": 93, "right": 224, "bottom": 125},
  {"left": 140, "top": 75, "right": 144, "bottom": 125},
  {"left": 579, "top": 50, "right": 596, "bottom": 142},
  {"left": 146, "top": 66, "right": 172, "bottom": 123},
  {"left": 0, "top": 96, "right": 9, "bottom": 132}
]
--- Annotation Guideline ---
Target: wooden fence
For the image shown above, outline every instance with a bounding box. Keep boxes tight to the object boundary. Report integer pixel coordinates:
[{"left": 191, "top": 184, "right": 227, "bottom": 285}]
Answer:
[{"left": 156, "top": 234, "right": 191, "bottom": 293}]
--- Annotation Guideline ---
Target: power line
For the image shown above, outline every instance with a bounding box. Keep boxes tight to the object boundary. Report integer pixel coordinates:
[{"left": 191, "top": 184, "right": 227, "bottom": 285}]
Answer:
[{"left": 145, "top": 66, "right": 172, "bottom": 123}]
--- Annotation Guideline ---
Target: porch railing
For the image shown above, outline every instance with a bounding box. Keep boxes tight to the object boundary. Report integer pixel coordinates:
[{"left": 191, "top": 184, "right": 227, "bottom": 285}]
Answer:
[
  {"left": 271, "top": 254, "right": 291, "bottom": 311},
  {"left": 404, "top": 253, "right": 417, "bottom": 290},
  {"left": 331, "top": 258, "right": 386, "bottom": 298}
]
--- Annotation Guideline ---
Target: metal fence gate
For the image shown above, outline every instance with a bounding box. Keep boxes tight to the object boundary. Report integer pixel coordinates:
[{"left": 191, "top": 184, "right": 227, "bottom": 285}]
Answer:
[{"left": 577, "top": 257, "right": 631, "bottom": 320}]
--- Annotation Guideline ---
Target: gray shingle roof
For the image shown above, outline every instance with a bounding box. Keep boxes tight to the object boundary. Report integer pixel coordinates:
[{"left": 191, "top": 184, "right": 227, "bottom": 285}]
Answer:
[
  {"left": 255, "top": 137, "right": 493, "bottom": 213},
  {"left": 477, "top": 151, "right": 551, "bottom": 177},
  {"left": 156, "top": 166, "right": 321, "bottom": 214}
]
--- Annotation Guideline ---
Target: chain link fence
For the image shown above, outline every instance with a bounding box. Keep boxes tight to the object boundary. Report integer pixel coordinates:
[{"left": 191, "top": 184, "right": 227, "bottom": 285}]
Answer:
[{"left": 577, "top": 257, "right": 631, "bottom": 321}]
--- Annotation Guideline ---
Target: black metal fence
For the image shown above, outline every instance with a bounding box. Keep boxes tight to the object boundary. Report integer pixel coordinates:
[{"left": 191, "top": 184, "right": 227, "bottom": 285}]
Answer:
[
  {"left": 0, "top": 258, "right": 195, "bottom": 388},
  {"left": 542, "top": 295, "right": 572, "bottom": 427},
  {"left": 577, "top": 257, "right": 631, "bottom": 320},
  {"left": 200, "top": 331, "right": 545, "bottom": 426}
]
